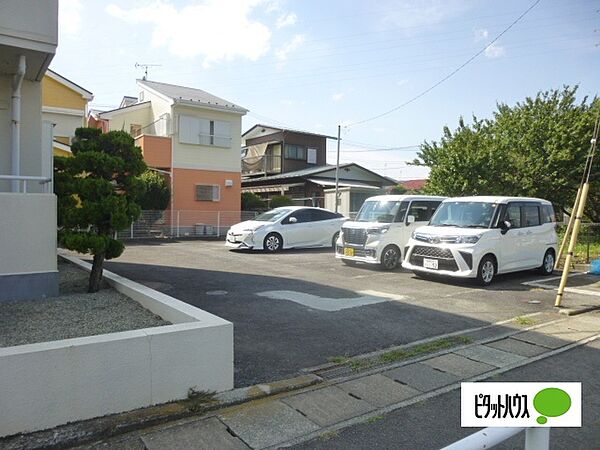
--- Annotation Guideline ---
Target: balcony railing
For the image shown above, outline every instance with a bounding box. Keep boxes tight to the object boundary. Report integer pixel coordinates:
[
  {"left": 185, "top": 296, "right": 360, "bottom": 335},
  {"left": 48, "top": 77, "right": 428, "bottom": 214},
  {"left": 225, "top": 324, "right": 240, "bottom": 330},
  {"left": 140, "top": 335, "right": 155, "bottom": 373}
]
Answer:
[
  {"left": 0, "top": 175, "right": 52, "bottom": 193},
  {"left": 242, "top": 155, "right": 282, "bottom": 175}
]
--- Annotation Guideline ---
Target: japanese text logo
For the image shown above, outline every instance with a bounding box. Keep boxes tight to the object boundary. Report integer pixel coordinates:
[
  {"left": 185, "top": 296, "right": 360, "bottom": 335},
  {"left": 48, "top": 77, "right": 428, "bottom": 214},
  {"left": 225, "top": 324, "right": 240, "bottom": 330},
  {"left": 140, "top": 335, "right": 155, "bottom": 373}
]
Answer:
[{"left": 461, "top": 382, "right": 581, "bottom": 427}]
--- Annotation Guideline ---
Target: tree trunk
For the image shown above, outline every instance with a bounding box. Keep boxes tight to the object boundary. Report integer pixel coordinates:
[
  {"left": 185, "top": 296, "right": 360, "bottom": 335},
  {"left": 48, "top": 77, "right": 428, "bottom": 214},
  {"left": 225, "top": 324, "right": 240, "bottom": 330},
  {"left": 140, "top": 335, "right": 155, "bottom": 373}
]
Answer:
[{"left": 88, "top": 252, "right": 105, "bottom": 293}]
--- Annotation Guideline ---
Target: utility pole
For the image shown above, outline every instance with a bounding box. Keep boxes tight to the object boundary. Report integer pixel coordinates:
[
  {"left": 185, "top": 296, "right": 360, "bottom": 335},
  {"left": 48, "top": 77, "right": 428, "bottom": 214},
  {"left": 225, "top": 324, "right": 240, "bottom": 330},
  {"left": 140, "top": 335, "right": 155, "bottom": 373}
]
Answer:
[{"left": 334, "top": 125, "right": 341, "bottom": 213}]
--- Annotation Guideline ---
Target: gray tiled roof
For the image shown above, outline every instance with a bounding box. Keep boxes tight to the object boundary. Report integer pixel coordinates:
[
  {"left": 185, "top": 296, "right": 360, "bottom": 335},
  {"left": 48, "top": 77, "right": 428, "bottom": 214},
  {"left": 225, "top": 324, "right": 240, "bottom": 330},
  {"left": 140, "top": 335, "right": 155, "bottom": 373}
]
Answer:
[
  {"left": 138, "top": 79, "right": 247, "bottom": 113},
  {"left": 242, "top": 163, "right": 397, "bottom": 186},
  {"left": 243, "top": 123, "right": 337, "bottom": 140},
  {"left": 244, "top": 164, "right": 350, "bottom": 181}
]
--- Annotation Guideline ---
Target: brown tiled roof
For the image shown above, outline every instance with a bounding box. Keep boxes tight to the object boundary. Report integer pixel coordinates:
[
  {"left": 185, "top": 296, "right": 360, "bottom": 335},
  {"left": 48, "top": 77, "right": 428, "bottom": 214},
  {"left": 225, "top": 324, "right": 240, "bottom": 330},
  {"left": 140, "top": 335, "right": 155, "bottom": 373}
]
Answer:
[{"left": 400, "top": 179, "right": 427, "bottom": 190}]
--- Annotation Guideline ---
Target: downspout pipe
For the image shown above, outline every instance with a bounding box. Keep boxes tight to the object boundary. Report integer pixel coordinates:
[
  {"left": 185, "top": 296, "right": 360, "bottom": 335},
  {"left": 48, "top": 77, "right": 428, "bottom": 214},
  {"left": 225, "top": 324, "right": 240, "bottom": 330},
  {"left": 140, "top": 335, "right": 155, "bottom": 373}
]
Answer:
[{"left": 11, "top": 55, "right": 26, "bottom": 192}]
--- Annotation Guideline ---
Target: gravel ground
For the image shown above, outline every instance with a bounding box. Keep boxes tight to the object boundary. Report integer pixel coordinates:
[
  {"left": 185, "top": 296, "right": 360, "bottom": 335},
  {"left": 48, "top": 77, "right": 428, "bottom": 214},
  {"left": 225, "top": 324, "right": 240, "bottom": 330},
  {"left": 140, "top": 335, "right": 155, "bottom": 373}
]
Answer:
[{"left": 0, "top": 260, "right": 171, "bottom": 347}]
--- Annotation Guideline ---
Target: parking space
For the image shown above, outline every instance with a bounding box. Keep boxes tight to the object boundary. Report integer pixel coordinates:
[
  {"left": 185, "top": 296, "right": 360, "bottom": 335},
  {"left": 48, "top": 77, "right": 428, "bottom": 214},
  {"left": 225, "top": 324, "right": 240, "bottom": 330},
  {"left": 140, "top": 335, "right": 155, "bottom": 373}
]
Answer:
[{"left": 102, "top": 240, "right": 585, "bottom": 387}]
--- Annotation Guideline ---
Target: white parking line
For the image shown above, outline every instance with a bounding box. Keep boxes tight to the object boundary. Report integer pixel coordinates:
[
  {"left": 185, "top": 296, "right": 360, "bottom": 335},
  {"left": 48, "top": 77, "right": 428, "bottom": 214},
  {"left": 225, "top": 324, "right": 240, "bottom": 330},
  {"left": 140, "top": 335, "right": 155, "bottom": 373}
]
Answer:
[
  {"left": 521, "top": 272, "right": 600, "bottom": 297},
  {"left": 521, "top": 272, "right": 586, "bottom": 286},
  {"left": 255, "top": 290, "right": 409, "bottom": 311}
]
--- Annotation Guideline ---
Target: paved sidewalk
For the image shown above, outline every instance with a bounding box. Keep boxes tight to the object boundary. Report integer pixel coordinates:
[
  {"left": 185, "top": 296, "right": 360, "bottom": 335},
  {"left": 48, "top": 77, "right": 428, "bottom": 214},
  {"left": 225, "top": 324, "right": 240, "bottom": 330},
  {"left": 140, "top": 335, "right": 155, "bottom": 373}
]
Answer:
[{"left": 76, "top": 311, "right": 600, "bottom": 449}]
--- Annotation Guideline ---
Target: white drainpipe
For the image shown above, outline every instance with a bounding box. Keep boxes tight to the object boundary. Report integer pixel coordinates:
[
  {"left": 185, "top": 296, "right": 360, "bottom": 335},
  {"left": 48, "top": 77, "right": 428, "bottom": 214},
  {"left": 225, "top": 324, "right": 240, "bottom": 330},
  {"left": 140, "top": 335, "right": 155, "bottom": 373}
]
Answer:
[{"left": 11, "top": 55, "right": 26, "bottom": 192}]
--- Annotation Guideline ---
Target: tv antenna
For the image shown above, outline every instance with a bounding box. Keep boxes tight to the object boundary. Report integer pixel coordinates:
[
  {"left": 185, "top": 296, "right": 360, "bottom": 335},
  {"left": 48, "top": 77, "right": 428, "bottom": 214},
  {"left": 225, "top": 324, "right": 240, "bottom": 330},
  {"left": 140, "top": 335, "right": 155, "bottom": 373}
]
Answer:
[{"left": 135, "top": 62, "right": 162, "bottom": 80}]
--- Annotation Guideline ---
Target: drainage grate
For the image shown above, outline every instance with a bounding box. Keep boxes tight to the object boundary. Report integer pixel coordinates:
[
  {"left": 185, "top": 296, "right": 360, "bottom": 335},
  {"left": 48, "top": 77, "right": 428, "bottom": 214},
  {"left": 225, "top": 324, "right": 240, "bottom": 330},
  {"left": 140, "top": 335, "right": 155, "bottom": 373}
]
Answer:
[{"left": 313, "top": 365, "right": 355, "bottom": 380}]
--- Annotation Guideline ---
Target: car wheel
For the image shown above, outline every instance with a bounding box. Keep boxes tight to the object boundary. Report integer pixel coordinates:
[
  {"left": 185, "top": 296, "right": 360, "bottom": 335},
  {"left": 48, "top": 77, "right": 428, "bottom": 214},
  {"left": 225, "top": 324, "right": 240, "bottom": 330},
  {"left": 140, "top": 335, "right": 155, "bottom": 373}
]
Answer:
[
  {"left": 540, "top": 249, "right": 555, "bottom": 275},
  {"left": 476, "top": 255, "right": 496, "bottom": 286},
  {"left": 380, "top": 245, "right": 401, "bottom": 271},
  {"left": 331, "top": 231, "right": 340, "bottom": 248},
  {"left": 263, "top": 233, "right": 282, "bottom": 252}
]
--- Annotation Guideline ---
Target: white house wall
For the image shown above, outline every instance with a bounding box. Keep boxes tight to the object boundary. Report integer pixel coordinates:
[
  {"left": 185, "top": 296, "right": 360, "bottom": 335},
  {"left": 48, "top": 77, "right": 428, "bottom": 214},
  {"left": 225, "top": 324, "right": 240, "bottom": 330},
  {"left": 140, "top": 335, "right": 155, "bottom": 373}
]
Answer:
[
  {"left": 0, "top": 1, "right": 58, "bottom": 76},
  {"left": 0, "top": 76, "right": 44, "bottom": 192},
  {"left": 172, "top": 104, "right": 242, "bottom": 173},
  {"left": 0, "top": 193, "right": 58, "bottom": 301},
  {"left": 42, "top": 110, "right": 84, "bottom": 141}
]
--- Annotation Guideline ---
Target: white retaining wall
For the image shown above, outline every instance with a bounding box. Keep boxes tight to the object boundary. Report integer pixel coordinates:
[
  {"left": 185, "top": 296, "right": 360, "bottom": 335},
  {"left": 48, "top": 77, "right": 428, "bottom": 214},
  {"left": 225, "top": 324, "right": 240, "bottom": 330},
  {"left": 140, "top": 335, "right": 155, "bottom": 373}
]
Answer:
[{"left": 0, "top": 255, "right": 233, "bottom": 437}]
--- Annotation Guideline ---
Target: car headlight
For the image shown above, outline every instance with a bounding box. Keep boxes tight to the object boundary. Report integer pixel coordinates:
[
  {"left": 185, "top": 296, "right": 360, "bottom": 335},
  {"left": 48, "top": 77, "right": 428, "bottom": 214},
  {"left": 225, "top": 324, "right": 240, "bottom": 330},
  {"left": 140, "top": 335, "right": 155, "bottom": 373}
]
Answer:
[
  {"left": 243, "top": 225, "right": 263, "bottom": 233},
  {"left": 456, "top": 235, "right": 480, "bottom": 244},
  {"left": 367, "top": 226, "right": 390, "bottom": 235},
  {"left": 411, "top": 231, "right": 417, "bottom": 239}
]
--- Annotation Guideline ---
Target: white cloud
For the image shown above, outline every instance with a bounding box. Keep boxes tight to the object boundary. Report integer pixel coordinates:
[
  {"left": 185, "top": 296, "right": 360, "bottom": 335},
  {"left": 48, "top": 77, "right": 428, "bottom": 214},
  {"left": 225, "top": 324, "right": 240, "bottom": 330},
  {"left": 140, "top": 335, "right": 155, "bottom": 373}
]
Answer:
[
  {"left": 380, "top": 0, "right": 468, "bottom": 32},
  {"left": 396, "top": 79, "right": 408, "bottom": 87},
  {"left": 264, "top": 0, "right": 282, "bottom": 13},
  {"left": 276, "top": 12, "right": 297, "bottom": 28},
  {"left": 474, "top": 28, "right": 489, "bottom": 42},
  {"left": 331, "top": 92, "right": 345, "bottom": 102},
  {"left": 105, "top": 0, "right": 272, "bottom": 67},
  {"left": 484, "top": 42, "right": 505, "bottom": 58},
  {"left": 59, "top": 0, "right": 83, "bottom": 38},
  {"left": 275, "top": 34, "right": 305, "bottom": 61}
]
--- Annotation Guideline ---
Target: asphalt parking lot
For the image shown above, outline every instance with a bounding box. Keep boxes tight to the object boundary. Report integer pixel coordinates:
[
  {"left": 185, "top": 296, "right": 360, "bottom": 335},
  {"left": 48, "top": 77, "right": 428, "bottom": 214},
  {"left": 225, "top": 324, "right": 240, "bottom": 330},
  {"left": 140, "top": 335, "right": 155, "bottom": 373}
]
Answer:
[{"left": 102, "top": 239, "right": 578, "bottom": 387}]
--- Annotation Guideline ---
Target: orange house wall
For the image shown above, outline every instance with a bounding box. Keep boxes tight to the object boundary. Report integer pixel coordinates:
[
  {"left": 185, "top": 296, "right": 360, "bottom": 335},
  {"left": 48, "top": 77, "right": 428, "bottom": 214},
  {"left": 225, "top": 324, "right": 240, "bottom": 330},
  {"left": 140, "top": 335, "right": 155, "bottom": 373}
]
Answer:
[
  {"left": 172, "top": 167, "right": 241, "bottom": 212},
  {"left": 135, "top": 135, "right": 172, "bottom": 169}
]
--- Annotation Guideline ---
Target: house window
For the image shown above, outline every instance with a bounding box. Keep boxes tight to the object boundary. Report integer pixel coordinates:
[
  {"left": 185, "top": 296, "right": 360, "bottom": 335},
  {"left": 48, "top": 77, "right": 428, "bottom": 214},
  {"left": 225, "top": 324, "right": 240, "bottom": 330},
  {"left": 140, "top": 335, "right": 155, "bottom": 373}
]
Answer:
[
  {"left": 130, "top": 124, "right": 142, "bottom": 137},
  {"left": 307, "top": 148, "right": 317, "bottom": 164},
  {"left": 179, "top": 115, "right": 231, "bottom": 147},
  {"left": 196, "top": 184, "right": 220, "bottom": 202},
  {"left": 284, "top": 144, "right": 306, "bottom": 160}
]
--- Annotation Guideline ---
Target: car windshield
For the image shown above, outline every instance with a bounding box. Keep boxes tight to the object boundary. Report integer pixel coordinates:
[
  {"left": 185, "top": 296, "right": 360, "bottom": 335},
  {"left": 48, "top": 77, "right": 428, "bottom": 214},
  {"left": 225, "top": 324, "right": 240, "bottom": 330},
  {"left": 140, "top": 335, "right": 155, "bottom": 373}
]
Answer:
[
  {"left": 254, "top": 208, "right": 292, "bottom": 222},
  {"left": 430, "top": 202, "right": 498, "bottom": 228},
  {"left": 355, "top": 200, "right": 403, "bottom": 223}
]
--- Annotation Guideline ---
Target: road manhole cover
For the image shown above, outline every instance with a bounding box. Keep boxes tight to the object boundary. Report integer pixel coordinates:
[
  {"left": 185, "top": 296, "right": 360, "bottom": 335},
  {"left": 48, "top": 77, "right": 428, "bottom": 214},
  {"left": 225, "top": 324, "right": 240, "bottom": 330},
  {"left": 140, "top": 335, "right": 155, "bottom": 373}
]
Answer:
[{"left": 206, "top": 290, "right": 228, "bottom": 296}]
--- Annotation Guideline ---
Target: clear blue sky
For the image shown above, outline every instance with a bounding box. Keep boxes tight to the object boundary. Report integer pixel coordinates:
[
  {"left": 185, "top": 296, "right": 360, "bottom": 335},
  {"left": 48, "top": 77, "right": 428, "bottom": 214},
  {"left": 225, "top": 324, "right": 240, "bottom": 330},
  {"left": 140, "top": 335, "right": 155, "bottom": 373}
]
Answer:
[{"left": 52, "top": 0, "right": 599, "bottom": 180}]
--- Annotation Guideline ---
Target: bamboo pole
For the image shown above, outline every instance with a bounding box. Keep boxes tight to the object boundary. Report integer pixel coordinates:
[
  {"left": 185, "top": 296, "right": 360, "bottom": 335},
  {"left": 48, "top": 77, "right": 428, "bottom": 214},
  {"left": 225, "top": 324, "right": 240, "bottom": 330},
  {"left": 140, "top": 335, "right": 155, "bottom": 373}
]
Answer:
[
  {"left": 555, "top": 186, "right": 581, "bottom": 269},
  {"left": 555, "top": 118, "right": 598, "bottom": 307},
  {"left": 555, "top": 184, "right": 590, "bottom": 307}
]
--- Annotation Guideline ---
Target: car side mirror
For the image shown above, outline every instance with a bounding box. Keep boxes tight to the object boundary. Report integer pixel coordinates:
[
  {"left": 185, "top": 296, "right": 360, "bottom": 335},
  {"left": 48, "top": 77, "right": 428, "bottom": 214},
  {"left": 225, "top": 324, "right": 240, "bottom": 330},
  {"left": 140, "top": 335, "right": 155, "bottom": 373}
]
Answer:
[
  {"left": 500, "top": 220, "right": 511, "bottom": 235},
  {"left": 288, "top": 216, "right": 297, "bottom": 224},
  {"left": 406, "top": 215, "right": 415, "bottom": 224}
]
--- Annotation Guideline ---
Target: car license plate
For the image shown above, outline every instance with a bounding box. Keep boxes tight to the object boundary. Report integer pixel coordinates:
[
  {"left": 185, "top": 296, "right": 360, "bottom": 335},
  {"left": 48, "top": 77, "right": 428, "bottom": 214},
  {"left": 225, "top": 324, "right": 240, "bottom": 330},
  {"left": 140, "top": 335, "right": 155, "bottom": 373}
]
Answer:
[
  {"left": 423, "top": 258, "right": 438, "bottom": 269},
  {"left": 344, "top": 247, "right": 355, "bottom": 257}
]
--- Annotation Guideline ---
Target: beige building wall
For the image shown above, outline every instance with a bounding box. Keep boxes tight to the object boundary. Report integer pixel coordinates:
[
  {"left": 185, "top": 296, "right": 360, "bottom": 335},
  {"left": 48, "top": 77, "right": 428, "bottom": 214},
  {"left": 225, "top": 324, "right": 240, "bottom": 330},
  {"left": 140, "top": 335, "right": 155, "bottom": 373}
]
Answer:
[
  {"left": 106, "top": 104, "right": 153, "bottom": 135},
  {"left": 140, "top": 87, "right": 171, "bottom": 135},
  {"left": 172, "top": 104, "right": 242, "bottom": 173}
]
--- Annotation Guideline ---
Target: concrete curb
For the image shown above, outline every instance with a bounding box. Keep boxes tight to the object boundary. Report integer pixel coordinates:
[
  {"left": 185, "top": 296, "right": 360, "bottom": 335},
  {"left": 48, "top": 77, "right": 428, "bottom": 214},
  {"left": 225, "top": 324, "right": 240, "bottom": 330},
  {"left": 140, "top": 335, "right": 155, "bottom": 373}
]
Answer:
[
  {"left": 0, "top": 372, "right": 321, "bottom": 450},
  {"left": 556, "top": 305, "right": 600, "bottom": 316}
]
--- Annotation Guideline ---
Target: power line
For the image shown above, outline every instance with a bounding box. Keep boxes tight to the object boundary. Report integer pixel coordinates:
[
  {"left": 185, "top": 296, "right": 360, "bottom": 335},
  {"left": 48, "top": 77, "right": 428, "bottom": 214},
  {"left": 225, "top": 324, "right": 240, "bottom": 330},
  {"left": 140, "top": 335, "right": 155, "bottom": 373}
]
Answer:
[{"left": 346, "top": 0, "right": 543, "bottom": 128}]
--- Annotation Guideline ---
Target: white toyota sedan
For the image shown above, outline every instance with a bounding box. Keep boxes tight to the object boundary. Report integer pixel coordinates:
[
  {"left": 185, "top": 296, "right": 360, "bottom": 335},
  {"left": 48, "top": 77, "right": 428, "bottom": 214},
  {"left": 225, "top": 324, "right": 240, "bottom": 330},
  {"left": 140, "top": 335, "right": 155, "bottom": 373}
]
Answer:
[{"left": 226, "top": 206, "right": 347, "bottom": 252}]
